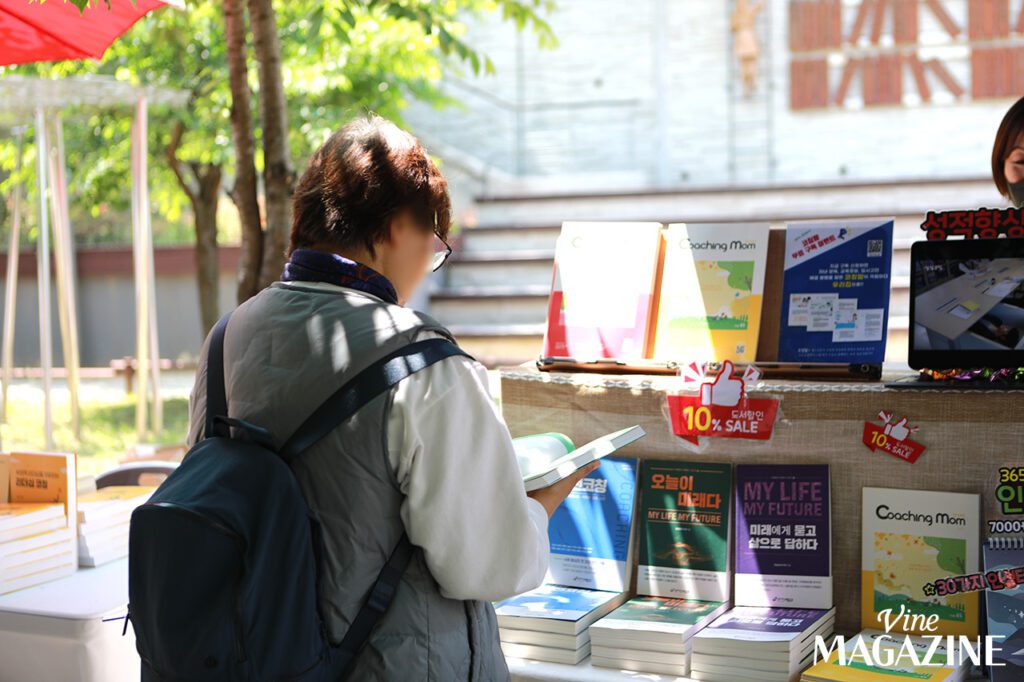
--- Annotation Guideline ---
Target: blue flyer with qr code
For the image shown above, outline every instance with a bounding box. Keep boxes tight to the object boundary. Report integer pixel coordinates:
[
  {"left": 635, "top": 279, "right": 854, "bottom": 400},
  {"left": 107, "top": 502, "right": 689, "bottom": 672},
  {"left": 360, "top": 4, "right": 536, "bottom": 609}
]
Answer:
[{"left": 778, "top": 219, "right": 894, "bottom": 363}]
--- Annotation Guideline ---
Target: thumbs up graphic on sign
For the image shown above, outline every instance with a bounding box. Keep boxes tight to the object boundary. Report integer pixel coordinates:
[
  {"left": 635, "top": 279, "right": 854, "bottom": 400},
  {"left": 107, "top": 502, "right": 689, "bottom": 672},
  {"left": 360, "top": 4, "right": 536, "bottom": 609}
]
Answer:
[
  {"left": 883, "top": 417, "right": 910, "bottom": 442},
  {"left": 700, "top": 360, "right": 744, "bottom": 407}
]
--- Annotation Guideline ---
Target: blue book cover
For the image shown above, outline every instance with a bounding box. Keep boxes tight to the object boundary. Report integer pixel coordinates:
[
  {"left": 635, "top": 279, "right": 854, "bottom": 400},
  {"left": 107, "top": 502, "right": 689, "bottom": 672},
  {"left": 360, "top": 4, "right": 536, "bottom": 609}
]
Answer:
[
  {"left": 546, "top": 456, "right": 639, "bottom": 593},
  {"left": 984, "top": 537, "right": 1024, "bottom": 680},
  {"left": 779, "top": 219, "right": 894, "bottom": 363},
  {"left": 494, "top": 584, "right": 623, "bottom": 623}
]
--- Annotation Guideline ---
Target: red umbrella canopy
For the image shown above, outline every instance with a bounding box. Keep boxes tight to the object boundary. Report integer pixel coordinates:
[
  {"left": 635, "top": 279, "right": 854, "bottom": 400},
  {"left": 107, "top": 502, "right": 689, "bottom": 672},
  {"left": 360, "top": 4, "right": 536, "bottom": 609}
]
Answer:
[{"left": 0, "top": 0, "right": 179, "bottom": 67}]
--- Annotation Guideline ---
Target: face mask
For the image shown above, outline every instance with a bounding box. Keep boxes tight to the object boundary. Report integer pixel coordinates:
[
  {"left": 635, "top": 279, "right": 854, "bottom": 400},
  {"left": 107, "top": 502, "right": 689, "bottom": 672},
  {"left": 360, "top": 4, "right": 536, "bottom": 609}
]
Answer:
[{"left": 1009, "top": 180, "right": 1024, "bottom": 208}]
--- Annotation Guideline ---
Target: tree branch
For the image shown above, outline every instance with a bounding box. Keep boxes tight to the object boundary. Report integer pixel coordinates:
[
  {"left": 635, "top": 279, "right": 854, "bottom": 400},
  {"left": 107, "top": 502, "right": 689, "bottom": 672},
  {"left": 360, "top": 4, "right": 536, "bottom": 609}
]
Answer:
[{"left": 165, "top": 119, "right": 199, "bottom": 206}]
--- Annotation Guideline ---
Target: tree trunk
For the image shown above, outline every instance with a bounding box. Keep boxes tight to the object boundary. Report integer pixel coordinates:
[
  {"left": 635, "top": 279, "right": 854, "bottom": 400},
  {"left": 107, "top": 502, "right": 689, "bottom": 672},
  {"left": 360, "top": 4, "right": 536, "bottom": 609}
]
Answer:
[
  {"left": 193, "top": 166, "right": 223, "bottom": 336},
  {"left": 223, "top": 0, "right": 264, "bottom": 304},
  {"left": 248, "top": 0, "right": 293, "bottom": 288}
]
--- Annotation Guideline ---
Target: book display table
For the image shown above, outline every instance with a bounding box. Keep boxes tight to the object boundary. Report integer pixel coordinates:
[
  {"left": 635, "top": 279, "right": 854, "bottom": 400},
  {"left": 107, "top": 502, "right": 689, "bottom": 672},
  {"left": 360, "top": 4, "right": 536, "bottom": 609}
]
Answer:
[
  {"left": 0, "top": 558, "right": 134, "bottom": 682},
  {"left": 499, "top": 365, "right": 1024, "bottom": 637}
]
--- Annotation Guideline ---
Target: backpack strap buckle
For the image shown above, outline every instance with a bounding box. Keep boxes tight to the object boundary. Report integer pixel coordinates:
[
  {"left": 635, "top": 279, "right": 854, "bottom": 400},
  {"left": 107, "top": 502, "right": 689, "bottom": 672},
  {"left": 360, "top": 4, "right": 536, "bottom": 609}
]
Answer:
[{"left": 210, "top": 416, "right": 276, "bottom": 451}]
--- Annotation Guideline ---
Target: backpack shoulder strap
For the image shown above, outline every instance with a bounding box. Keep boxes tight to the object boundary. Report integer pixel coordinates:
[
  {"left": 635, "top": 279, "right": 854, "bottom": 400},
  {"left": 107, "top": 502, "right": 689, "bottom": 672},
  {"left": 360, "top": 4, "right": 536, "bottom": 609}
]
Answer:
[
  {"left": 279, "top": 336, "right": 471, "bottom": 463},
  {"left": 334, "top": 530, "right": 415, "bottom": 676},
  {"left": 279, "top": 336, "right": 472, "bottom": 677},
  {"left": 204, "top": 312, "right": 233, "bottom": 440}
]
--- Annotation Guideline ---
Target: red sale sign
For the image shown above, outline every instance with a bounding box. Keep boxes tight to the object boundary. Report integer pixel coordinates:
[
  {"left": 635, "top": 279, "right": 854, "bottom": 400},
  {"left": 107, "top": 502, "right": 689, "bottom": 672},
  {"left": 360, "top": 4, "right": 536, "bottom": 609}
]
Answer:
[
  {"left": 667, "top": 361, "right": 779, "bottom": 445},
  {"left": 862, "top": 411, "right": 926, "bottom": 464}
]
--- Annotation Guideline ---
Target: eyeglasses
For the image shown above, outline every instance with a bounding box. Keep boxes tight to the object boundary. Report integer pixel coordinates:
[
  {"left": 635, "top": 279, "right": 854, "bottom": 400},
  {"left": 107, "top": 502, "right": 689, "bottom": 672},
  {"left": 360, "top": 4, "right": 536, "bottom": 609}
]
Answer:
[{"left": 431, "top": 230, "right": 452, "bottom": 272}]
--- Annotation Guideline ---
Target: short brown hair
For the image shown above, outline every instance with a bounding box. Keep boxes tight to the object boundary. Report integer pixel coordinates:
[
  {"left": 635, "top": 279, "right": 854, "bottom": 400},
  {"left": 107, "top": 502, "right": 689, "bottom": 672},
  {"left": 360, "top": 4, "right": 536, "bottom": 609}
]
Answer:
[
  {"left": 290, "top": 115, "right": 451, "bottom": 256},
  {"left": 992, "top": 96, "right": 1024, "bottom": 198}
]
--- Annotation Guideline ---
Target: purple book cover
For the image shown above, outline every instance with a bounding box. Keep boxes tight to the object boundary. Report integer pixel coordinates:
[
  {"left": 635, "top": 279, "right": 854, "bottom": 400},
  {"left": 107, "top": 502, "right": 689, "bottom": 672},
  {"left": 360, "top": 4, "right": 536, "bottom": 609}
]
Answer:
[
  {"left": 735, "top": 465, "right": 830, "bottom": 577},
  {"left": 705, "top": 607, "right": 828, "bottom": 634}
]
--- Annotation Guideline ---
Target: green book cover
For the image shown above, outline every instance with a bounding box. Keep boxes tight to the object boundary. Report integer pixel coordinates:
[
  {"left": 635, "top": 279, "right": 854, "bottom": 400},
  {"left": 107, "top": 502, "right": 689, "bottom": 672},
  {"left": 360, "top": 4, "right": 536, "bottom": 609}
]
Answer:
[
  {"left": 594, "top": 596, "right": 727, "bottom": 635},
  {"left": 638, "top": 460, "right": 732, "bottom": 602}
]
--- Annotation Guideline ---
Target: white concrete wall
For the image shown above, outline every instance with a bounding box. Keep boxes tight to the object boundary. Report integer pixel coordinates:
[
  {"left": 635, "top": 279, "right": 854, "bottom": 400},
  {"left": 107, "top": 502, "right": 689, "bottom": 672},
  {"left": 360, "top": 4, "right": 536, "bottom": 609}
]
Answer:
[
  {"left": 0, "top": 272, "right": 237, "bottom": 367},
  {"left": 405, "top": 0, "right": 1018, "bottom": 192}
]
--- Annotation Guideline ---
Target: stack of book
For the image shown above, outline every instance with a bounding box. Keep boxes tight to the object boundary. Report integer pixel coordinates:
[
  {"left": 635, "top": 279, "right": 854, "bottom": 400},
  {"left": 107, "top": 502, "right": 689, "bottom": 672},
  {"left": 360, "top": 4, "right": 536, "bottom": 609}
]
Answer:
[
  {"left": 0, "top": 503, "right": 76, "bottom": 593},
  {"left": 497, "top": 456, "right": 639, "bottom": 664},
  {"left": 590, "top": 460, "right": 733, "bottom": 676},
  {"left": 78, "top": 486, "right": 155, "bottom": 567},
  {"left": 0, "top": 452, "right": 79, "bottom": 594},
  {"left": 690, "top": 606, "right": 836, "bottom": 682},
  {"left": 800, "top": 629, "right": 969, "bottom": 682},
  {"left": 496, "top": 585, "right": 625, "bottom": 664},
  {"left": 589, "top": 596, "right": 727, "bottom": 676}
]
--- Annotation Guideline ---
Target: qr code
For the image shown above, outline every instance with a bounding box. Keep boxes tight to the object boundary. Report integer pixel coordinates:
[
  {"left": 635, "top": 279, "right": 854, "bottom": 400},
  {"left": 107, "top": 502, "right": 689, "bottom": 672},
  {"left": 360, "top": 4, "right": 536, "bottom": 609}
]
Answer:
[
  {"left": 867, "top": 239, "right": 883, "bottom": 257},
  {"left": 736, "top": 343, "right": 746, "bottom": 354}
]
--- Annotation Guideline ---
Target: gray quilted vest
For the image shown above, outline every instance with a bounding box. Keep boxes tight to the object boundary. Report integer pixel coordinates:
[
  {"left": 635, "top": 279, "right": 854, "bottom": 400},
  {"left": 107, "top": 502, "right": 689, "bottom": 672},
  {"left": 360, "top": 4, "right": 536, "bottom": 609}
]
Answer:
[{"left": 185, "top": 282, "right": 510, "bottom": 681}]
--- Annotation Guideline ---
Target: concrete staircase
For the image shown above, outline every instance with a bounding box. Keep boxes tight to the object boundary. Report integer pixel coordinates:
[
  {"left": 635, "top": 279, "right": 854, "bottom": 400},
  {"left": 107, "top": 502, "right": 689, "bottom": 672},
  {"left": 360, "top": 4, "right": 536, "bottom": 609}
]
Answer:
[{"left": 431, "top": 225, "right": 557, "bottom": 366}]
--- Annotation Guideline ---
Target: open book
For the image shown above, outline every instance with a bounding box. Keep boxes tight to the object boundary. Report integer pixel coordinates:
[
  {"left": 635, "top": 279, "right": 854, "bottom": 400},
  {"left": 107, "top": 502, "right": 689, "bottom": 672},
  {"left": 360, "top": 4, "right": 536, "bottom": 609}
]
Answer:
[{"left": 515, "top": 425, "right": 645, "bottom": 492}]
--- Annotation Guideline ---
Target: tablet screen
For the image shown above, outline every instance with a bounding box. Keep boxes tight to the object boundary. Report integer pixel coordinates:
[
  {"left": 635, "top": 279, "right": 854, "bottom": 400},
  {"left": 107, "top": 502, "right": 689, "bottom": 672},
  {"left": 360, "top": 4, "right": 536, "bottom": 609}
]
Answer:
[{"left": 910, "top": 238, "right": 1024, "bottom": 369}]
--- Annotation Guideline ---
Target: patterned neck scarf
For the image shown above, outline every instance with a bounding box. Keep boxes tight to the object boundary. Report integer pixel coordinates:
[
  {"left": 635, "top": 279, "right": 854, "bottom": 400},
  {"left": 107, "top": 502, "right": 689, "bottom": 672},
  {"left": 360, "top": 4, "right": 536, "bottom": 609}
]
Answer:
[{"left": 281, "top": 248, "right": 399, "bottom": 305}]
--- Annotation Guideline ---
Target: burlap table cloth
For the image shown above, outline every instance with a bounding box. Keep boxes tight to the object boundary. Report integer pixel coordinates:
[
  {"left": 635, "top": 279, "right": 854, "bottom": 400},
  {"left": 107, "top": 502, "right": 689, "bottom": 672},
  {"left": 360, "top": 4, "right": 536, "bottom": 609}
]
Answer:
[{"left": 499, "top": 365, "right": 1024, "bottom": 635}]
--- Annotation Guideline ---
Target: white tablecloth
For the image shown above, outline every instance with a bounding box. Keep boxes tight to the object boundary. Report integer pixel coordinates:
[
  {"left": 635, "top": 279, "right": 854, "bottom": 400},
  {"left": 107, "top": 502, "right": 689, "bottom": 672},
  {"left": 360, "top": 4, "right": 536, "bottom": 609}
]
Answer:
[
  {"left": 0, "top": 565, "right": 993, "bottom": 682},
  {"left": 0, "top": 558, "right": 137, "bottom": 682}
]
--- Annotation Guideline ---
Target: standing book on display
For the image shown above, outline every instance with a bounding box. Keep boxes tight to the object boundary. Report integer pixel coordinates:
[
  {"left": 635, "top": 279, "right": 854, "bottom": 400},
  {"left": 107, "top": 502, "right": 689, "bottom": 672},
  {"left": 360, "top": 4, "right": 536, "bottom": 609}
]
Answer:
[
  {"left": 861, "top": 487, "right": 980, "bottom": 637},
  {"left": 734, "top": 464, "right": 832, "bottom": 609},
  {"left": 652, "top": 223, "right": 769, "bottom": 364},
  {"left": 778, "top": 219, "right": 894, "bottom": 364},
  {"left": 542, "top": 221, "right": 663, "bottom": 360},
  {"left": 544, "top": 456, "right": 639, "bottom": 592},
  {"left": 637, "top": 459, "right": 732, "bottom": 602}
]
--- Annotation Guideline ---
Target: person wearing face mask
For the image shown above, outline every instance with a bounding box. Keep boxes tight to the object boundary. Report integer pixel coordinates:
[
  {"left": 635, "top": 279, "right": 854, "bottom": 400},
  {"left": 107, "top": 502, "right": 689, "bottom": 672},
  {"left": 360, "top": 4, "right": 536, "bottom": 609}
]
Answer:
[
  {"left": 993, "top": 96, "right": 1024, "bottom": 208},
  {"left": 184, "top": 115, "right": 593, "bottom": 680}
]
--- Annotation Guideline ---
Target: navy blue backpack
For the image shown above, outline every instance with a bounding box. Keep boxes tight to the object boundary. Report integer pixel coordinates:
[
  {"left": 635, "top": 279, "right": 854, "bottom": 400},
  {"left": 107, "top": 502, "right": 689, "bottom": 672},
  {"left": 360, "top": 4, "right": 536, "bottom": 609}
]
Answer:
[{"left": 127, "top": 313, "right": 469, "bottom": 681}]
